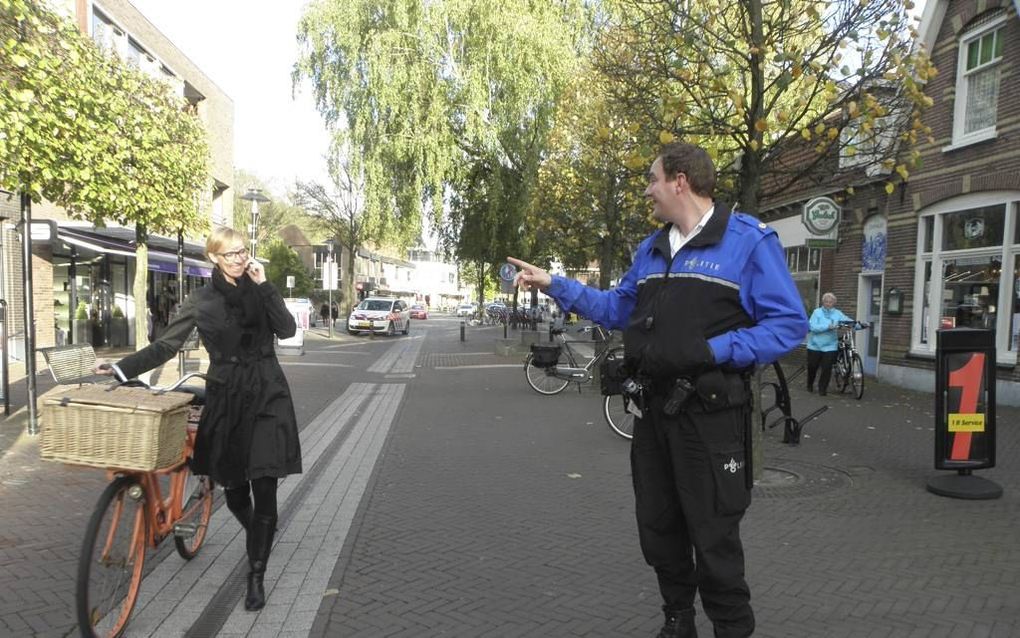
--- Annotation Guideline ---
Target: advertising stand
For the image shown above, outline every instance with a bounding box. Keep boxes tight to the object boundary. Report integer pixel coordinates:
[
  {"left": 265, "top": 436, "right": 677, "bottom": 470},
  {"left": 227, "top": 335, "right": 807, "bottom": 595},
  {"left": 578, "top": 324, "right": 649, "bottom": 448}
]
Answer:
[{"left": 926, "top": 328, "right": 1002, "bottom": 499}]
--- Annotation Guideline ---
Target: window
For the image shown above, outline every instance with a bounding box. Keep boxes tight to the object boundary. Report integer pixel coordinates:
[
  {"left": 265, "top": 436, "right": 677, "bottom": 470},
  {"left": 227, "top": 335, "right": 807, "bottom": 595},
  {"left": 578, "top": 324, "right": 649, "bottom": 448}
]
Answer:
[
  {"left": 839, "top": 115, "right": 898, "bottom": 175},
  {"left": 913, "top": 193, "right": 1020, "bottom": 359},
  {"left": 951, "top": 13, "right": 1005, "bottom": 147},
  {"left": 91, "top": 9, "right": 123, "bottom": 56}
]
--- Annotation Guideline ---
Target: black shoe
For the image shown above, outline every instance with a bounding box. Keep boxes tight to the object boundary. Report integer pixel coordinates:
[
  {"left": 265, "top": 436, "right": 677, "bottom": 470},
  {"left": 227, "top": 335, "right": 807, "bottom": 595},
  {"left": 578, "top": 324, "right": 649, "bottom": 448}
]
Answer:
[
  {"left": 806, "top": 385, "right": 814, "bottom": 393},
  {"left": 818, "top": 389, "right": 827, "bottom": 396},
  {"left": 245, "top": 514, "right": 277, "bottom": 611},
  {"left": 657, "top": 606, "right": 697, "bottom": 638}
]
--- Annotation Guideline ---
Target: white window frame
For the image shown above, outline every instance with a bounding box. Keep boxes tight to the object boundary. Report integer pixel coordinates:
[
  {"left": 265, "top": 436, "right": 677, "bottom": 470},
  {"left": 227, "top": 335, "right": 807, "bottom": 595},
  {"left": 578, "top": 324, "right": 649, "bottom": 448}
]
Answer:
[
  {"left": 948, "top": 14, "right": 1007, "bottom": 150},
  {"left": 912, "top": 191, "right": 1020, "bottom": 365}
]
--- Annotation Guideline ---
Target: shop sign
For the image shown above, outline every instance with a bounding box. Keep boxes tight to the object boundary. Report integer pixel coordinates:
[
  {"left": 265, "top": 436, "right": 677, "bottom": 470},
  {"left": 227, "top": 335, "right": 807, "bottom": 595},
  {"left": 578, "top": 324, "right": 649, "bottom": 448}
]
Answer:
[{"left": 802, "top": 197, "right": 841, "bottom": 236}]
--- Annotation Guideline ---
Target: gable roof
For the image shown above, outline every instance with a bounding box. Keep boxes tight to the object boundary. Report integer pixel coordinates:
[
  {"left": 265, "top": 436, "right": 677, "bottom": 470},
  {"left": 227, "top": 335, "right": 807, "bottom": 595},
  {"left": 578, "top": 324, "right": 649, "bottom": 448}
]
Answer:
[{"left": 918, "top": 0, "right": 1020, "bottom": 52}]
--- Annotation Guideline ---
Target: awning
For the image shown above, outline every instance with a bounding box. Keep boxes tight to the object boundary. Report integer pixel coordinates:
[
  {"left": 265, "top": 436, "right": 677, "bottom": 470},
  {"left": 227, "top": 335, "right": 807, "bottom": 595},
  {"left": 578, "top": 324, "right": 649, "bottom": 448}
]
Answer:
[{"left": 53, "top": 223, "right": 212, "bottom": 277}]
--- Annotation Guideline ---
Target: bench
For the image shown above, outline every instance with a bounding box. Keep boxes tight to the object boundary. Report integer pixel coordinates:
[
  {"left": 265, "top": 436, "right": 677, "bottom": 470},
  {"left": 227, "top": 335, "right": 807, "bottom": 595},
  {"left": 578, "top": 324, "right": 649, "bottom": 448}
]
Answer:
[{"left": 40, "top": 344, "right": 105, "bottom": 385}]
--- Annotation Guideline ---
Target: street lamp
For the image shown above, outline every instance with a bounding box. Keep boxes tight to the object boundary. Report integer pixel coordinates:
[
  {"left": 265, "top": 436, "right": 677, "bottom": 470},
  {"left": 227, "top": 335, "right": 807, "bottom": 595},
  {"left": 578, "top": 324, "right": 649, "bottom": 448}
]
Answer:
[
  {"left": 324, "top": 238, "right": 338, "bottom": 339},
  {"left": 239, "top": 188, "right": 270, "bottom": 258}
]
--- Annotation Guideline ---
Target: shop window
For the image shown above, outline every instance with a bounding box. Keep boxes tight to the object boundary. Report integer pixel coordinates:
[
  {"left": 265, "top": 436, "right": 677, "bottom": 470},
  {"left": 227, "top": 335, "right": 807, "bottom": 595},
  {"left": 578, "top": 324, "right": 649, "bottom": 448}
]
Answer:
[
  {"left": 939, "top": 256, "right": 999, "bottom": 330},
  {"left": 941, "top": 205, "right": 1004, "bottom": 251},
  {"left": 913, "top": 194, "right": 1020, "bottom": 358}
]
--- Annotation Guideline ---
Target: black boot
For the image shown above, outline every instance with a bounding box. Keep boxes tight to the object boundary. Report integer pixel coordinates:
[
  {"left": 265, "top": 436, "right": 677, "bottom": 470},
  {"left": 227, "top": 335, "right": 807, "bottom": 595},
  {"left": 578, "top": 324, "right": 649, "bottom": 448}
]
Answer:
[
  {"left": 244, "top": 514, "right": 277, "bottom": 611},
  {"left": 657, "top": 606, "right": 697, "bottom": 638}
]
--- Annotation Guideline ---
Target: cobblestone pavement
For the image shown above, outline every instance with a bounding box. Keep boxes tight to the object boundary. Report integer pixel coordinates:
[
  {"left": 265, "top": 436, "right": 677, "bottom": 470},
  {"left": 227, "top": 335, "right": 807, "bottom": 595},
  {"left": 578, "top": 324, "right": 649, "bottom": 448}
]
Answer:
[{"left": 1, "top": 317, "right": 1018, "bottom": 637}]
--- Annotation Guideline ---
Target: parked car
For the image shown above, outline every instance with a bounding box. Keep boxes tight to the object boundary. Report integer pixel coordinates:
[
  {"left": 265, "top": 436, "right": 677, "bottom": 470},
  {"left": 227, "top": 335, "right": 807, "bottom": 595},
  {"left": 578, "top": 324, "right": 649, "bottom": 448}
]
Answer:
[
  {"left": 347, "top": 297, "right": 411, "bottom": 336},
  {"left": 409, "top": 303, "right": 428, "bottom": 320},
  {"left": 456, "top": 303, "right": 477, "bottom": 317}
]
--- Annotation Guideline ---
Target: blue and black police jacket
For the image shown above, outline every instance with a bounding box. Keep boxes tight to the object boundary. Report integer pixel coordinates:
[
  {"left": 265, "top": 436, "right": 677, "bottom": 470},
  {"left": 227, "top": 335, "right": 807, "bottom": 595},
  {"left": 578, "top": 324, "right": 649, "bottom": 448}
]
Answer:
[{"left": 545, "top": 202, "right": 808, "bottom": 377}]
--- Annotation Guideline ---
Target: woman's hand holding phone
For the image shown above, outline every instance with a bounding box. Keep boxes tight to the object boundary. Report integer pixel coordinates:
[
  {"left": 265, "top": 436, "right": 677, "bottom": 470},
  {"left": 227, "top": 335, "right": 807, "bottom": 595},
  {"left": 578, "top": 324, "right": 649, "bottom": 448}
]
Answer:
[{"left": 245, "top": 258, "right": 267, "bottom": 284}]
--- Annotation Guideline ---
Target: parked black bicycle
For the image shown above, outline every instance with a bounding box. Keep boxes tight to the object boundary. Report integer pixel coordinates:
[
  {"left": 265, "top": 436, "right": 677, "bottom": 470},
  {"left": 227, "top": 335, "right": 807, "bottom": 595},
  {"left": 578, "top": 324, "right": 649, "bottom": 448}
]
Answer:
[{"left": 525, "top": 324, "right": 633, "bottom": 439}]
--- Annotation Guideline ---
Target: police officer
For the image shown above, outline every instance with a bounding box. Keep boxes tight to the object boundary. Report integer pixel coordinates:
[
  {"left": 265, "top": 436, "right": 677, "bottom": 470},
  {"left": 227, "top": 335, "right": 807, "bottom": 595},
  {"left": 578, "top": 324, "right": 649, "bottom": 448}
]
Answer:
[{"left": 509, "top": 142, "right": 807, "bottom": 638}]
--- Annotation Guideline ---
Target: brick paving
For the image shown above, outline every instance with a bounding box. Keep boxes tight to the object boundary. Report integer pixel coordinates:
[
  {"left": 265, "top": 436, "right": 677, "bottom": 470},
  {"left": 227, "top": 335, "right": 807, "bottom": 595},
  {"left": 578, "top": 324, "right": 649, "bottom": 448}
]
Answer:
[{"left": 1, "top": 317, "right": 1018, "bottom": 637}]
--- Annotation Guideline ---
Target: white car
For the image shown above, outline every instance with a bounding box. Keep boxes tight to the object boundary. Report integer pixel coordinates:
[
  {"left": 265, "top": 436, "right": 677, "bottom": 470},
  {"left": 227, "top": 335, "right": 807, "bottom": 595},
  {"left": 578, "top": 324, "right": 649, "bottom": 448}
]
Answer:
[
  {"left": 347, "top": 298, "right": 411, "bottom": 336},
  {"left": 455, "top": 303, "right": 477, "bottom": 317}
]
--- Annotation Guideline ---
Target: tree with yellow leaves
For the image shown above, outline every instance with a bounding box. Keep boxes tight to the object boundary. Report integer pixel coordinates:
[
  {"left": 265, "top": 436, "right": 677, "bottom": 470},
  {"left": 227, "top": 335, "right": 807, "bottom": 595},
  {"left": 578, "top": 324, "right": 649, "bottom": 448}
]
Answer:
[{"left": 592, "top": 0, "right": 935, "bottom": 213}]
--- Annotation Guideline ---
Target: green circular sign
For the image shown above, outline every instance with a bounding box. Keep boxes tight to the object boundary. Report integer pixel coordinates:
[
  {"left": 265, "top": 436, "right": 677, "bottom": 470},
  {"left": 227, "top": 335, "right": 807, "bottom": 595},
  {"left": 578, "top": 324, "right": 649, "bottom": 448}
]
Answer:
[{"left": 803, "top": 197, "right": 841, "bottom": 235}]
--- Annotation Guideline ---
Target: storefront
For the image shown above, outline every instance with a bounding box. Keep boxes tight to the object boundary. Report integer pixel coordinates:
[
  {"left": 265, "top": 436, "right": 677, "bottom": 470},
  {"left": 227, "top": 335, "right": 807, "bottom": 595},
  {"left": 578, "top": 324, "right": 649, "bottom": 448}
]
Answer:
[
  {"left": 911, "top": 193, "right": 1020, "bottom": 365},
  {"left": 44, "top": 223, "right": 210, "bottom": 348}
]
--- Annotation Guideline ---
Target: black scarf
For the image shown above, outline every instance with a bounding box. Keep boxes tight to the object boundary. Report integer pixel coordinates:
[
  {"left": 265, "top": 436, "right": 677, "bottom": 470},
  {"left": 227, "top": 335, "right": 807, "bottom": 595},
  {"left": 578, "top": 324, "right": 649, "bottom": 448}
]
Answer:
[{"left": 212, "top": 267, "right": 261, "bottom": 329}]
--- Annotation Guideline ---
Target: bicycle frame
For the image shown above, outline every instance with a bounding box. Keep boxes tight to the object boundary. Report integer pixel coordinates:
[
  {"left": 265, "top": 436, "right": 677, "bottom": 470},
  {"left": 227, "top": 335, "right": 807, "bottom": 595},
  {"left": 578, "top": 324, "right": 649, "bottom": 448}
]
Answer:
[
  {"left": 105, "top": 425, "right": 201, "bottom": 549},
  {"left": 836, "top": 326, "right": 858, "bottom": 365},
  {"left": 99, "top": 371, "right": 210, "bottom": 549},
  {"left": 544, "top": 326, "right": 616, "bottom": 384}
]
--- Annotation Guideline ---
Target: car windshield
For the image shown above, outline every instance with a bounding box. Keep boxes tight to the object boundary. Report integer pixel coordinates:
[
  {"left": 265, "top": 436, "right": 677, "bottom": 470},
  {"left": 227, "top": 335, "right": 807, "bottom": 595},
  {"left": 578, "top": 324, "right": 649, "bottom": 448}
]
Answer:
[{"left": 358, "top": 300, "right": 393, "bottom": 311}]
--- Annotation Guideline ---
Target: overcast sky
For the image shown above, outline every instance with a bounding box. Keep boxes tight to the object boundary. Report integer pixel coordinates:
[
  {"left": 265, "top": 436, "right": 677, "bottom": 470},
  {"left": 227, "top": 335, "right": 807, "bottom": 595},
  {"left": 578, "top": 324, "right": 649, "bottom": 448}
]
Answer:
[{"left": 129, "top": 0, "right": 330, "bottom": 197}]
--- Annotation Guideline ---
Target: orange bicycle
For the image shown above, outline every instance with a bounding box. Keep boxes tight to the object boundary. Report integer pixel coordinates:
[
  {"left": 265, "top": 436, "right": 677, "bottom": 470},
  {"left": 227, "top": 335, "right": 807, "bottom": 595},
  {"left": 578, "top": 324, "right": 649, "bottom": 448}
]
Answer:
[{"left": 76, "top": 371, "right": 215, "bottom": 638}]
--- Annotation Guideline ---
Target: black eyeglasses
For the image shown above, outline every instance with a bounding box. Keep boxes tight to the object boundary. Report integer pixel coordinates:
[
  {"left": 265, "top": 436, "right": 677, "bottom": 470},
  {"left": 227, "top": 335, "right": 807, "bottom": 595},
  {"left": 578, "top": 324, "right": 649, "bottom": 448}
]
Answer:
[{"left": 217, "top": 248, "right": 249, "bottom": 262}]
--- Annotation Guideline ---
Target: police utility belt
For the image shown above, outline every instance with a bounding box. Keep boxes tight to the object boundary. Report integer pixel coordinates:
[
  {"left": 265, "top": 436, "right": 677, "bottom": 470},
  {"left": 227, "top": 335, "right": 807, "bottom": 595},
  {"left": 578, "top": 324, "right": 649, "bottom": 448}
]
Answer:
[{"left": 623, "top": 368, "right": 750, "bottom": 417}]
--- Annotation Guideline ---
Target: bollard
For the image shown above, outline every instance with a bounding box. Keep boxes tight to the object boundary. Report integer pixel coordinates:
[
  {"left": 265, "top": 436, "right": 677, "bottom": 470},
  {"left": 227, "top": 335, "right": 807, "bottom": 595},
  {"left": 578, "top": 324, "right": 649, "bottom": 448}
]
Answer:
[
  {"left": 548, "top": 322, "right": 553, "bottom": 342},
  {"left": 503, "top": 320, "right": 508, "bottom": 339},
  {"left": 460, "top": 321, "right": 465, "bottom": 342}
]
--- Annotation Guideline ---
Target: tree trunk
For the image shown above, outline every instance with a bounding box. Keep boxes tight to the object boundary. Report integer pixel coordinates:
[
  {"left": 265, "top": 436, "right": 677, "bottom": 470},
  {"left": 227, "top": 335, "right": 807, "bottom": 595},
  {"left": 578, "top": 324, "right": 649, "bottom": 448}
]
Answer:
[
  {"left": 741, "top": 0, "right": 765, "bottom": 215},
  {"left": 344, "top": 242, "right": 356, "bottom": 315},
  {"left": 599, "top": 235, "right": 614, "bottom": 290},
  {"left": 477, "top": 261, "right": 486, "bottom": 308},
  {"left": 133, "top": 227, "right": 149, "bottom": 351}
]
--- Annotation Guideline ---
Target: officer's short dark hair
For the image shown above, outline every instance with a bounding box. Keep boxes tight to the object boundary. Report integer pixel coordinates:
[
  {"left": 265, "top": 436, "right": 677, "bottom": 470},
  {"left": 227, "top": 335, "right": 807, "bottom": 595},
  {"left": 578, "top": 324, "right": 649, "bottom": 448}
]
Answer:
[{"left": 659, "top": 143, "right": 716, "bottom": 198}]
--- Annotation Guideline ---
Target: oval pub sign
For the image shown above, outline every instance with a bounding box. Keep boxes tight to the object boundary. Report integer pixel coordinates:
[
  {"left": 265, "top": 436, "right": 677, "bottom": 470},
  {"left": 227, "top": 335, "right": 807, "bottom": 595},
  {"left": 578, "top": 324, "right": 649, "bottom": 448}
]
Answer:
[{"left": 802, "top": 196, "right": 841, "bottom": 235}]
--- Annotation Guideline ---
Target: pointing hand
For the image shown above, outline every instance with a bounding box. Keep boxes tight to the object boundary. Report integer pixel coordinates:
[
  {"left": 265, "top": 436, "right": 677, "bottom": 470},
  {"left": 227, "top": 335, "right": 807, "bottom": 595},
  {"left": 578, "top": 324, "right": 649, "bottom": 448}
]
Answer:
[{"left": 506, "top": 257, "right": 552, "bottom": 292}]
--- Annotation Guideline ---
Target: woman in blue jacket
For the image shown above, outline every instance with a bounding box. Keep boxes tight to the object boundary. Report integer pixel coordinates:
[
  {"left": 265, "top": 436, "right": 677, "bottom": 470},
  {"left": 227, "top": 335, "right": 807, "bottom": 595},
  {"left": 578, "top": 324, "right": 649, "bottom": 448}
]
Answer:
[{"left": 807, "top": 292, "right": 853, "bottom": 395}]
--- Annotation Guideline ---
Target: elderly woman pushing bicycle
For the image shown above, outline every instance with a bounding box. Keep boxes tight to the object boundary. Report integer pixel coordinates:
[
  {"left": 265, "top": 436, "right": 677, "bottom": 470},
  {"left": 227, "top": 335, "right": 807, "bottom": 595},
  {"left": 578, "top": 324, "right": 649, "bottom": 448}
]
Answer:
[
  {"left": 96, "top": 226, "right": 300, "bottom": 612},
  {"left": 806, "top": 292, "right": 856, "bottom": 396}
]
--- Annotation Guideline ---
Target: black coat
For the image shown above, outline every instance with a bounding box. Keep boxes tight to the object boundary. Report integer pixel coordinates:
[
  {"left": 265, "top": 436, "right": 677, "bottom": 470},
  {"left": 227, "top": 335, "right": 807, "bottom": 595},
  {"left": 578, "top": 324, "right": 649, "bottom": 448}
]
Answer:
[{"left": 116, "top": 280, "right": 301, "bottom": 488}]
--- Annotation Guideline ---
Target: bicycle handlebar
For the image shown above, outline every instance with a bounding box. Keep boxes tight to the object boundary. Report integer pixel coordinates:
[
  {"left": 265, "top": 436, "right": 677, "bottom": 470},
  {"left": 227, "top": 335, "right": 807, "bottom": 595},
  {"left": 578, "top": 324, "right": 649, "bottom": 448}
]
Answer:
[
  {"left": 98, "top": 364, "right": 219, "bottom": 393},
  {"left": 837, "top": 320, "right": 869, "bottom": 329}
]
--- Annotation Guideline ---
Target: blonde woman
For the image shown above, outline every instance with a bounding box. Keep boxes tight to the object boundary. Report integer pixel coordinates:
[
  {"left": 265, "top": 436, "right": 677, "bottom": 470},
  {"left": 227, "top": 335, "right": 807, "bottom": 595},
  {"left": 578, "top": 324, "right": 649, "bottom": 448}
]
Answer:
[{"left": 97, "top": 227, "right": 299, "bottom": 611}]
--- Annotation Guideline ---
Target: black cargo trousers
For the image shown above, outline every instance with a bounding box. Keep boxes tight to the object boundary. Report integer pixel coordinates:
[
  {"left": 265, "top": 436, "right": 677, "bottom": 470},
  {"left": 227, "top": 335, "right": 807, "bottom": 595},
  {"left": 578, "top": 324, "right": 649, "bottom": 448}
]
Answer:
[{"left": 631, "top": 372, "right": 754, "bottom": 638}]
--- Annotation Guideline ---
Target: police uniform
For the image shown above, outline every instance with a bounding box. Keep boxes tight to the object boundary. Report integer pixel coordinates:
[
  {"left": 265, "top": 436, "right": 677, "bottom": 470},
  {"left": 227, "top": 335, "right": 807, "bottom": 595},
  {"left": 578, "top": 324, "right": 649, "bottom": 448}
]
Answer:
[{"left": 545, "top": 202, "right": 807, "bottom": 637}]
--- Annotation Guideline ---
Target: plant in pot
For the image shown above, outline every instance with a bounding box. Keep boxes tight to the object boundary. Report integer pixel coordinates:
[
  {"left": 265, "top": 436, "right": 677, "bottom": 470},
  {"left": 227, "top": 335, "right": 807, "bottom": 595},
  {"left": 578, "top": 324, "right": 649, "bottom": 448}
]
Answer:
[
  {"left": 74, "top": 301, "right": 90, "bottom": 344},
  {"left": 110, "top": 305, "right": 128, "bottom": 347}
]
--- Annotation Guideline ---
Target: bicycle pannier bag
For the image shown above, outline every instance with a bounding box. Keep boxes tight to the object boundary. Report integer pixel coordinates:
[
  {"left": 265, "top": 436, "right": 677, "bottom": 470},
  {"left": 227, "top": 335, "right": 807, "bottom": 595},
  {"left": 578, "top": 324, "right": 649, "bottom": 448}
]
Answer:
[
  {"left": 599, "top": 350, "right": 626, "bottom": 395},
  {"left": 530, "top": 344, "right": 562, "bottom": 369}
]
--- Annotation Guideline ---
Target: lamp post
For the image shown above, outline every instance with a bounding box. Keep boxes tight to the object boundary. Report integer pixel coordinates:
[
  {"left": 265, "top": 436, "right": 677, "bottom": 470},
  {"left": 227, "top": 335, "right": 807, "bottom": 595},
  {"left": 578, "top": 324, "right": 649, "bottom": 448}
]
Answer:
[
  {"left": 239, "top": 188, "right": 270, "bottom": 259},
  {"left": 324, "top": 238, "right": 337, "bottom": 339}
]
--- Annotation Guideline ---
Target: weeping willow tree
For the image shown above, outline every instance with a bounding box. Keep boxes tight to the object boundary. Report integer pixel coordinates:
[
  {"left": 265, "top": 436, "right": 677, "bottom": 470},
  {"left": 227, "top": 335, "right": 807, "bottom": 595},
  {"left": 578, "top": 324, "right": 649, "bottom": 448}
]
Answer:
[{"left": 295, "top": 0, "right": 591, "bottom": 280}]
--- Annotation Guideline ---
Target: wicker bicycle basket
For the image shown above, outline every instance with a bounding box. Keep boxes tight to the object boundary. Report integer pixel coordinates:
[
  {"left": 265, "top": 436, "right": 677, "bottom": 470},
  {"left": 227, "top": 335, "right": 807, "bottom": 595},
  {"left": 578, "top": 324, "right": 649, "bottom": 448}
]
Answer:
[{"left": 40, "top": 385, "right": 195, "bottom": 471}]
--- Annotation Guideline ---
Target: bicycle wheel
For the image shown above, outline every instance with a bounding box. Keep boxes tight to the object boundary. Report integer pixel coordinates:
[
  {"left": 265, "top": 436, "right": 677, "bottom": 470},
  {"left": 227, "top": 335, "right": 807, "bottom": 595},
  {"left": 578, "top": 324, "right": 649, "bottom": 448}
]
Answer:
[
  {"left": 833, "top": 353, "right": 849, "bottom": 393},
  {"left": 77, "top": 476, "right": 146, "bottom": 638},
  {"left": 603, "top": 393, "right": 635, "bottom": 440},
  {"left": 849, "top": 353, "right": 865, "bottom": 400},
  {"left": 524, "top": 352, "right": 571, "bottom": 395},
  {"left": 173, "top": 464, "right": 214, "bottom": 559}
]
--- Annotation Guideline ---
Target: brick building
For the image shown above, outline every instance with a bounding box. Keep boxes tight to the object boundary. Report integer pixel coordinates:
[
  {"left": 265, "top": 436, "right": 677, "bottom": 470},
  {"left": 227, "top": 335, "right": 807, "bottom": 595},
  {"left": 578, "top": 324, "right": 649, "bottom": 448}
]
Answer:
[
  {"left": 759, "top": 0, "right": 1020, "bottom": 403},
  {"left": 1, "top": 0, "right": 233, "bottom": 364}
]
